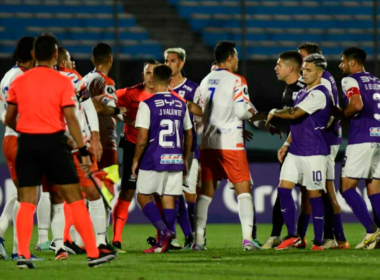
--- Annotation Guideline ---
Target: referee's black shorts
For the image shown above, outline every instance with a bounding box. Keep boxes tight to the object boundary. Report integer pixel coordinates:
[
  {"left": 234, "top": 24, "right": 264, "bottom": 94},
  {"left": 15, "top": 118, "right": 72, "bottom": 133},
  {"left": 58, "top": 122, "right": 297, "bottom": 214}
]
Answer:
[
  {"left": 16, "top": 131, "right": 79, "bottom": 187},
  {"left": 120, "top": 140, "right": 137, "bottom": 191}
]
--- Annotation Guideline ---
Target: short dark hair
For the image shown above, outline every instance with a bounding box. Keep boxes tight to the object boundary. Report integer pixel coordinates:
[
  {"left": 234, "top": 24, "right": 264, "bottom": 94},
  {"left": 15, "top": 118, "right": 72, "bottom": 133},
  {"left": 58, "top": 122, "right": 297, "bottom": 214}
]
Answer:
[
  {"left": 57, "top": 46, "right": 68, "bottom": 65},
  {"left": 153, "top": 65, "right": 172, "bottom": 84},
  {"left": 304, "top": 53, "right": 327, "bottom": 70},
  {"left": 143, "top": 59, "right": 160, "bottom": 70},
  {"left": 33, "top": 33, "right": 58, "bottom": 61},
  {"left": 279, "top": 51, "right": 303, "bottom": 69},
  {"left": 214, "top": 41, "right": 236, "bottom": 63},
  {"left": 92, "top": 43, "right": 112, "bottom": 64},
  {"left": 342, "top": 47, "right": 367, "bottom": 65},
  {"left": 298, "top": 42, "right": 322, "bottom": 55},
  {"left": 12, "top": 36, "right": 34, "bottom": 63}
]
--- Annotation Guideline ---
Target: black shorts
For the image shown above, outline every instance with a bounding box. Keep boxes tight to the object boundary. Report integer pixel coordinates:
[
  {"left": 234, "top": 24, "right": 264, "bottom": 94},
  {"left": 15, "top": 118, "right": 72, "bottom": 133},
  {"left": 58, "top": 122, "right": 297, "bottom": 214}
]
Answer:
[
  {"left": 16, "top": 132, "right": 79, "bottom": 187},
  {"left": 120, "top": 140, "right": 137, "bottom": 191}
]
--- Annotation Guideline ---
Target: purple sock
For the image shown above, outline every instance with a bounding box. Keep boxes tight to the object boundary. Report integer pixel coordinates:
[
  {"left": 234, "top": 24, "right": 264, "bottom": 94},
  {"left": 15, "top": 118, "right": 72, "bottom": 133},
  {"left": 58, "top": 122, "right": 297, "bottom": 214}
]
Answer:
[
  {"left": 143, "top": 202, "right": 167, "bottom": 233},
  {"left": 310, "top": 197, "right": 325, "bottom": 244},
  {"left": 278, "top": 188, "right": 296, "bottom": 236},
  {"left": 177, "top": 196, "right": 193, "bottom": 237},
  {"left": 163, "top": 209, "right": 177, "bottom": 234},
  {"left": 342, "top": 188, "right": 377, "bottom": 233},
  {"left": 333, "top": 213, "right": 346, "bottom": 241},
  {"left": 297, "top": 213, "right": 311, "bottom": 238},
  {"left": 369, "top": 193, "right": 380, "bottom": 228},
  {"left": 187, "top": 201, "right": 195, "bottom": 232}
]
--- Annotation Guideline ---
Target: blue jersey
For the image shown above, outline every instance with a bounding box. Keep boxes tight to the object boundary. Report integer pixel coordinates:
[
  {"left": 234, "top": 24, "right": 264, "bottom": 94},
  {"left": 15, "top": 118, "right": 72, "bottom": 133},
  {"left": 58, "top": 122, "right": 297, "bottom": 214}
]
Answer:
[
  {"left": 171, "top": 78, "right": 200, "bottom": 159},
  {"left": 322, "top": 71, "right": 342, "bottom": 146},
  {"left": 342, "top": 72, "right": 380, "bottom": 144},
  {"left": 136, "top": 92, "right": 192, "bottom": 171},
  {"left": 289, "top": 84, "right": 332, "bottom": 156}
]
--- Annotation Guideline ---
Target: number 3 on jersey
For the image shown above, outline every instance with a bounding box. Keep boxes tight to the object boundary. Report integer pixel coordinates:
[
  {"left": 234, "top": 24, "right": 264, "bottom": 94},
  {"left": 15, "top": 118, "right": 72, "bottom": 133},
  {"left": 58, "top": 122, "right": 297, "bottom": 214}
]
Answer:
[{"left": 159, "top": 119, "right": 181, "bottom": 148}]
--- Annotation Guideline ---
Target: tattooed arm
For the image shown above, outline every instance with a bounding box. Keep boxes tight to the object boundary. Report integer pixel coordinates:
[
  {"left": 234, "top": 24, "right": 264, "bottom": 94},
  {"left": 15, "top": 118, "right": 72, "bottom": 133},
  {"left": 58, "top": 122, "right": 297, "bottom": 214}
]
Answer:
[{"left": 266, "top": 107, "right": 307, "bottom": 126}]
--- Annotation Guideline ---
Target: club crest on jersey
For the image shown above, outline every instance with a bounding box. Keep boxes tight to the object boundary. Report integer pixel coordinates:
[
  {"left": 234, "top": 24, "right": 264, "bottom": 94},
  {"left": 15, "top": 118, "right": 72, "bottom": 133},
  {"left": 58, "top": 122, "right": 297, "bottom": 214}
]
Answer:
[
  {"left": 370, "top": 127, "right": 380, "bottom": 137},
  {"left": 107, "top": 87, "right": 114, "bottom": 94},
  {"left": 160, "top": 154, "right": 183, "bottom": 164}
]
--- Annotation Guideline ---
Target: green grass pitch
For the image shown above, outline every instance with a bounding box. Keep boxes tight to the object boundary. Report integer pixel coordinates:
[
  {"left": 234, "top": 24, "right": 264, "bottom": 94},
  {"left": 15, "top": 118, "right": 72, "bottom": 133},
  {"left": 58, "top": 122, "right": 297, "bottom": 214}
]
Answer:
[{"left": 0, "top": 224, "right": 379, "bottom": 280}]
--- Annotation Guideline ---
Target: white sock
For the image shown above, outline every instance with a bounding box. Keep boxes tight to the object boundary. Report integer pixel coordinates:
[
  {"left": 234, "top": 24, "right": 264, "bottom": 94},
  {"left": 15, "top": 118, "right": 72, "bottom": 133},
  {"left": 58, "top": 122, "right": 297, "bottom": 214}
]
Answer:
[
  {"left": 0, "top": 195, "right": 17, "bottom": 237},
  {"left": 51, "top": 204, "right": 65, "bottom": 253},
  {"left": 89, "top": 198, "right": 107, "bottom": 246},
  {"left": 237, "top": 193, "right": 254, "bottom": 241},
  {"left": 12, "top": 200, "right": 20, "bottom": 254},
  {"left": 195, "top": 195, "right": 212, "bottom": 246},
  {"left": 105, "top": 207, "right": 111, "bottom": 244},
  {"left": 37, "top": 192, "right": 51, "bottom": 244}
]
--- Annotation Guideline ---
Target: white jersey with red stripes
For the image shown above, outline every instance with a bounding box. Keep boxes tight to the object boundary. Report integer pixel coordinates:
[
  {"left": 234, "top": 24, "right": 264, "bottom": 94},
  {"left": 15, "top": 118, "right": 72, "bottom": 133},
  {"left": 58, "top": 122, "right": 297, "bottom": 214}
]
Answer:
[
  {"left": 59, "top": 68, "right": 90, "bottom": 144},
  {"left": 83, "top": 70, "right": 117, "bottom": 150},
  {"left": 0, "top": 66, "right": 28, "bottom": 137},
  {"left": 198, "top": 68, "right": 251, "bottom": 150}
]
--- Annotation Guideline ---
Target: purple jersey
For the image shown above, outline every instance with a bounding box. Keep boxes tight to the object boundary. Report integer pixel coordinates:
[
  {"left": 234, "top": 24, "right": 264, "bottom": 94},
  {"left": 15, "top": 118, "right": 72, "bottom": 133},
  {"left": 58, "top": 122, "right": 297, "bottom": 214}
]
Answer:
[
  {"left": 342, "top": 72, "right": 380, "bottom": 145},
  {"left": 322, "top": 71, "right": 342, "bottom": 146},
  {"left": 289, "top": 84, "right": 332, "bottom": 156},
  {"left": 172, "top": 78, "right": 200, "bottom": 159},
  {"left": 137, "top": 92, "right": 189, "bottom": 172}
]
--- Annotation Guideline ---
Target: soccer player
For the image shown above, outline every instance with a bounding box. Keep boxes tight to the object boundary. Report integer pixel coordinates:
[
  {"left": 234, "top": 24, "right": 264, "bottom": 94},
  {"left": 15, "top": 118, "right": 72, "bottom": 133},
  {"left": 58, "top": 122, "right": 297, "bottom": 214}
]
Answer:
[
  {"left": 132, "top": 65, "right": 192, "bottom": 253},
  {"left": 266, "top": 54, "right": 332, "bottom": 251},
  {"left": 165, "top": 47, "right": 198, "bottom": 248},
  {"left": 334, "top": 47, "right": 380, "bottom": 249},
  {"left": 194, "top": 41, "right": 258, "bottom": 251},
  {"left": 83, "top": 43, "right": 119, "bottom": 169},
  {"left": 4, "top": 34, "right": 116, "bottom": 268},
  {"left": 297, "top": 43, "right": 349, "bottom": 249},
  {"left": 262, "top": 51, "right": 307, "bottom": 249},
  {"left": 56, "top": 47, "right": 114, "bottom": 255},
  {"left": 111, "top": 59, "right": 160, "bottom": 252},
  {"left": 0, "top": 36, "right": 35, "bottom": 261}
]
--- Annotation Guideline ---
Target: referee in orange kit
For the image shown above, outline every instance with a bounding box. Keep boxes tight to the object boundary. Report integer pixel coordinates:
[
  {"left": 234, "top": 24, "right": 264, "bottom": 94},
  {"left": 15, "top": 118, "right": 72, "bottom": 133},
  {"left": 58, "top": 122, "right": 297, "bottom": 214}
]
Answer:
[{"left": 4, "top": 34, "right": 116, "bottom": 269}]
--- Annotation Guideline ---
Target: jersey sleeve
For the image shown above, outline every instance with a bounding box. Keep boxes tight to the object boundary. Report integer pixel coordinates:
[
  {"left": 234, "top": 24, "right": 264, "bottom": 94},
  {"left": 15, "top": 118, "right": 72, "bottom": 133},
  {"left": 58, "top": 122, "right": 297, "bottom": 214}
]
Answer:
[
  {"left": 296, "top": 90, "right": 326, "bottom": 114},
  {"left": 102, "top": 85, "right": 117, "bottom": 107},
  {"left": 183, "top": 107, "right": 193, "bottom": 130},
  {"left": 61, "top": 78, "right": 76, "bottom": 108},
  {"left": 135, "top": 101, "right": 150, "bottom": 129},
  {"left": 342, "top": 77, "right": 360, "bottom": 99}
]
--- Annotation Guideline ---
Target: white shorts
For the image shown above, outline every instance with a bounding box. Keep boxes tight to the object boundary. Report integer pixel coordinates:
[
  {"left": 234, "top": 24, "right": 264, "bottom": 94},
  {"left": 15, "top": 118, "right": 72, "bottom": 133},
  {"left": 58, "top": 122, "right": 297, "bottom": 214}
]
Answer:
[
  {"left": 280, "top": 153, "right": 327, "bottom": 191},
  {"left": 183, "top": 158, "right": 199, "bottom": 194},
  {"left": 342, "top": 143, "right": 380, "bottom": 179},
  {"left": 137, "top": 170, "right": 183, "bottom": 196},
  {"left": 327, "top": 145, "right": 340, "bottom": 181}
]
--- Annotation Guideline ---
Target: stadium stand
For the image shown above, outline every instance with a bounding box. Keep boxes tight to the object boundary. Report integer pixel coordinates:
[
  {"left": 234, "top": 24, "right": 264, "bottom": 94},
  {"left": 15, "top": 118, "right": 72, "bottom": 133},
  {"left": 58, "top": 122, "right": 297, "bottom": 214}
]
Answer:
[
  {"left": 0, "top": 0, "right": 162, "bottom": 59},
  {"left": 167, "top": 0, "right": 376, "bottom": 59}
]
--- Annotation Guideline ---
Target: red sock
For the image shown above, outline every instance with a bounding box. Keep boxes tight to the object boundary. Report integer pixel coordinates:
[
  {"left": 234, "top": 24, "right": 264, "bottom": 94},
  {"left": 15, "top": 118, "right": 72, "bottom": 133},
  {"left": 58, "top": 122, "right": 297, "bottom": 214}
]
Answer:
[
  {"left": 69, "top": 200, "right": 99, "bottom": 258},
  {"left": 63, "top": 202, "right": 73, "bottom": 243},
  {"left": 16, "top": 202, "right": 36, "bottom": 259},
  {"left": 112, "top": 198, "right": 130, "bottom": 243}
]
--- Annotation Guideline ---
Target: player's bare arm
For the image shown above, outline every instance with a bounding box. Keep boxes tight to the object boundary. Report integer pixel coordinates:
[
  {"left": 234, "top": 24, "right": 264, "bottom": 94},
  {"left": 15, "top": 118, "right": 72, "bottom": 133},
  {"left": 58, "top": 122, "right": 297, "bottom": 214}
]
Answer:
[
  {"left": 333, "top": 94, "right": 363, "bottom": 120},
  {"left": 63, "top": 106, "right": 92, "bottom": 173},
  {"left": 266, "top": 106, "right": 307, "bottom": 126},
  {"left": 277, "top": 133, "right": 292, "bottom": 163},
  {"left": 131, "top": 127, "right": 148, "bottom": 178},
  {"left": 186, "top": 100, "right": 202, "bottom": 117},
  {"left": 4, "top": 103, "right": 17, "bottom": 130}
]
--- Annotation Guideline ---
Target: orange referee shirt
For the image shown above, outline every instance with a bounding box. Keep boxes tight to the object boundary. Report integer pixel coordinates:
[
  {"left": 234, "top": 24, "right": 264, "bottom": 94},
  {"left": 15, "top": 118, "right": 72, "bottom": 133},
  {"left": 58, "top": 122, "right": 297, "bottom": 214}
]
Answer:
[{"left": 7, "top": 66, "right": 76, "bottom": 134}]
